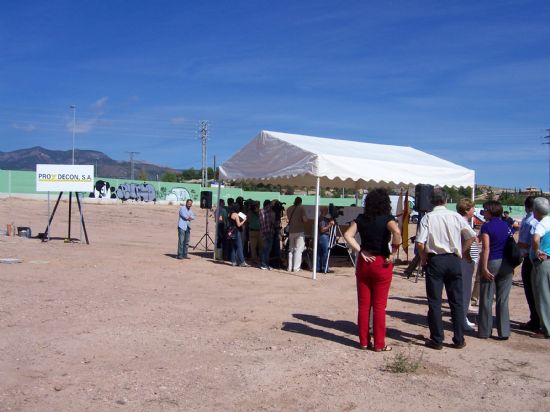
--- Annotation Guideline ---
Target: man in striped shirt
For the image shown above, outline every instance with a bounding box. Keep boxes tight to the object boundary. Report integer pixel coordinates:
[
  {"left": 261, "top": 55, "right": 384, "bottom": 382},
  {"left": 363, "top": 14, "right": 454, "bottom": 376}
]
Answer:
[{"left": 259, "top": 200, "right": 276, "bottom": 270}]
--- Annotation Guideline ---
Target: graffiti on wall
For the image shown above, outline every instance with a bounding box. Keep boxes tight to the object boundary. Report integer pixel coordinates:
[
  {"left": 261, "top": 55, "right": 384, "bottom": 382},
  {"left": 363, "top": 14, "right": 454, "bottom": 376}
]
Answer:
[
  {"left": 165, "top": 187, "right": 192, "bottom": 202},
  {"left": 116, "top": 183, "right": 156, "bottom": 202},
  {"left": 89, "top": 180, "right": 117, "bottom": 199},
  {"left": 89, "top": 180, "right": 157, "bottom": 202}
]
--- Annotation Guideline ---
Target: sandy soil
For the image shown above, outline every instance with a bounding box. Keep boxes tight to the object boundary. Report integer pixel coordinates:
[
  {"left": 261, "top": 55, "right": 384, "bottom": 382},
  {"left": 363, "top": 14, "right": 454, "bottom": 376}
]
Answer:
[{"left": 0, "top": 197, "right": 549, "bottom": 412}]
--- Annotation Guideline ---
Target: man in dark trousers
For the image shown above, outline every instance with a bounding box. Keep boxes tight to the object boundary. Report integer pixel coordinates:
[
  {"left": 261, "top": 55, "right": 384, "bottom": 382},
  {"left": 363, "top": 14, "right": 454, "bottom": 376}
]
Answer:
[
  {"left": 518, "top": 196, "right": 540, "bottom": 332},
  {"left": 259, "top": 199, "right": 276, "bottom": 270},
  {"left": 416, "top": 188, "right": 476, "bottom": 350},
  {"left": 177, "top": 199, "right": 195, "bottom": 259}
]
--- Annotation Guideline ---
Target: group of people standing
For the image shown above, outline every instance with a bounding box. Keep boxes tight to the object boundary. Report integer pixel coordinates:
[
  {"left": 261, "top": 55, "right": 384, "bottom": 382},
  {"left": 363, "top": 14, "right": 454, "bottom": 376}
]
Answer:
[
  {"left": 343, "top": 187, "right": 550, "bottom": 352},
  {"left": 177, "top": 188, "right": 550, "bottom": 350},
  {"left": 519, "top": 196, "right": 550, "bottom": 339},
  {"left": 214, "top": 196, "right": 287, "bottom": 270},
  {"left": 214, "top": 195, "right": 336, "bottom": 273},
  {"left": 460, "top": 195, "right": 550, "bottom": 342}
]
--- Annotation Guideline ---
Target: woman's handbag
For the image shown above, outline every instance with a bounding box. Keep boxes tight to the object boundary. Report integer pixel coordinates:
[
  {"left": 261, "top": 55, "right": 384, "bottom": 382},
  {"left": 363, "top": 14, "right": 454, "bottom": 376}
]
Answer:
[
  {"left": 226, "top": 225, "right": 237, "bottom": 240},
  {"left": 504, "top": 234, "right": 523, "bottom": 268}
]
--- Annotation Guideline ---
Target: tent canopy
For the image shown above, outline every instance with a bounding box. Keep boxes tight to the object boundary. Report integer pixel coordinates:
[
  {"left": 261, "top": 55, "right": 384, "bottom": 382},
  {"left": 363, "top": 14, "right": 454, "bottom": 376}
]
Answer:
[{"left": 219, "top": 131, "right": 475, "bottom": 189}]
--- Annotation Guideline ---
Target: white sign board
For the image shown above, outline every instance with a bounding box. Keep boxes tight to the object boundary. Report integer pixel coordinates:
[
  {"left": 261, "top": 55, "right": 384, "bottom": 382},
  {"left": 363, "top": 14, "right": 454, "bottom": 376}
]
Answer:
[{"left": 36, "top": 164, "right": 94, "bottom": 192}]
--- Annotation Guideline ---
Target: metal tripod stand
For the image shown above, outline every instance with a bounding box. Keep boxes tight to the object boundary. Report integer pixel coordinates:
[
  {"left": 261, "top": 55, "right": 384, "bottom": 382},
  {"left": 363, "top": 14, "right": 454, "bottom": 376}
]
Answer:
[
  {"left": 323, "top": 223, "right": 355, "bottom": 273},
  {"left": 193, "top": 210, "right": 215, "bottom": 252}
]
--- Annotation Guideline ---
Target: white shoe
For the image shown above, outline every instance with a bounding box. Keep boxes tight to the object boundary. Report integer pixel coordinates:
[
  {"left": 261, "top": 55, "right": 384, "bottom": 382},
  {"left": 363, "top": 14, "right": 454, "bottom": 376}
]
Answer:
[{"left": 466, "top": 318, "right": 475, "bottom": 328}]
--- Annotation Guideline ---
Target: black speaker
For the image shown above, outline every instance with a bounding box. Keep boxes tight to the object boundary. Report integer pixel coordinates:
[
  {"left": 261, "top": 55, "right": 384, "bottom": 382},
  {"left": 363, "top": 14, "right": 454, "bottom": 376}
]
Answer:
[
  {"left": 200, "top": 191, "right": 212, "bottom": 209},
  {"left": 414, "top": 184, "right": 434, "bottom": 212}
]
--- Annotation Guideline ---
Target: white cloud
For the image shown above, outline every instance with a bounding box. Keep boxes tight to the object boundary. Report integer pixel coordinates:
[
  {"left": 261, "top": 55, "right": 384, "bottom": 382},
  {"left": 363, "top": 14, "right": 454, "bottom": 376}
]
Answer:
[
  {"left": 170, "top": 116, "right": 187, "bottom": 125},
  {"left": 12, "top": 122, "right": 36, "bottom": 132},
  {"left": 64, "top": 97, "right": 109, "bottom": 134},
  {"left": 65, "top": 117, "right": 101, "bottom": 134},
  {"left": 92, "top": 96, "right": 109, "bottom": 111}
]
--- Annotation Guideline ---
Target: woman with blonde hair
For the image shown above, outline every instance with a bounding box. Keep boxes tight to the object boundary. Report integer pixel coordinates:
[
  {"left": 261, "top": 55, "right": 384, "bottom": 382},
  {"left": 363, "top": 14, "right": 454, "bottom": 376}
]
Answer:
[{"left": 456, "top": 198, "right": 479, "bottom": 331}]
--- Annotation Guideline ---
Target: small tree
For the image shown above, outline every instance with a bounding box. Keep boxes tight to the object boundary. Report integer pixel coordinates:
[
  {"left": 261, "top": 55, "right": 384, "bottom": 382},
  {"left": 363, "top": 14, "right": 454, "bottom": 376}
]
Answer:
[
  {"left": 161, "top": 171, "right": 178, "bottom": 182},
  {"left": 138, "top": 168, "right": 148, "bottom": 181}
]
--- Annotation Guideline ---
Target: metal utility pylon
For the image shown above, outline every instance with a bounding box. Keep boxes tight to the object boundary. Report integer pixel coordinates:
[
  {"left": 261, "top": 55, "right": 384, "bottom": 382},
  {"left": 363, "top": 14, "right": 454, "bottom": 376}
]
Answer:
[
  {"left": 545, "top": 129, "right": 550, "bottom": 193},
  {"left": 127, "top": 151, "right": 140, "bottom": 180},
  {"left": 200, "top": 121, "right": 209, "bottom": 187}
]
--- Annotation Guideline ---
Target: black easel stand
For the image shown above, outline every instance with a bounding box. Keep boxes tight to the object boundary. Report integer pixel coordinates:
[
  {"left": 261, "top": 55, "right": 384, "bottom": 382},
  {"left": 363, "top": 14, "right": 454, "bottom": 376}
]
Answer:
[{"left": 43, "top": 191, "right": 90, "bottom": 244}]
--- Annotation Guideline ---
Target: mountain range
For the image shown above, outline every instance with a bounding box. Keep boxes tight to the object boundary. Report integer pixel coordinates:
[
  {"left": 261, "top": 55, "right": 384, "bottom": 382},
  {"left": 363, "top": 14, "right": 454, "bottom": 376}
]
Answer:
[{"left": 0, "top": 147, "right": 178, "bottom": 180}]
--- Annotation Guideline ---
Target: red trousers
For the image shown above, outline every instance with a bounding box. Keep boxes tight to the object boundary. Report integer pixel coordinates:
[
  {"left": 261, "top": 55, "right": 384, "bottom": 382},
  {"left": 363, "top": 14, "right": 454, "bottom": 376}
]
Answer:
[{"left": 356, "top": 255, "right": 393, "bottom": 350}]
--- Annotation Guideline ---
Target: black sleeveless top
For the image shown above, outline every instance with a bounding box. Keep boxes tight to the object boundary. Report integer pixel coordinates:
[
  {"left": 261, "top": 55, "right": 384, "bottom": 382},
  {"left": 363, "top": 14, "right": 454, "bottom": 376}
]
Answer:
[{"left": 355, "top": 214, "right": 395, "bottom": 258}]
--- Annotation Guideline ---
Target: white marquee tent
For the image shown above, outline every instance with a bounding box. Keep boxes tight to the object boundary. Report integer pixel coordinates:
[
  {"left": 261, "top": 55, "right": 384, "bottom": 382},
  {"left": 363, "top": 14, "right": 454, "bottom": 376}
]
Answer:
[{"left": 219, "top": 130, "right": 475, "bottom": 279}]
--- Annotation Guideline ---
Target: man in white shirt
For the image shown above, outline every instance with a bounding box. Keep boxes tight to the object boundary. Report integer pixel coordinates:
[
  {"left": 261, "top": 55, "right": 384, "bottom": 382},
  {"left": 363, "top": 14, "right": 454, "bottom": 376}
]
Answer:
[
  {"left": 416, "top": 188, "right": 476, "bottom": 350},
  {"left": 530, "top": 197, "right": 550, "bottom": 339},
  {"left": 286, "top": 197, "right": 308, "bottom": 272}
]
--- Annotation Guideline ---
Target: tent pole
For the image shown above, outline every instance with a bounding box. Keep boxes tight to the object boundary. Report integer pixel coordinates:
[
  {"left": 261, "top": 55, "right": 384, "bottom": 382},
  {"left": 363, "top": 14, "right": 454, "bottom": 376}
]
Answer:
[
  {"left": 214, "top": 183, "right": 222, "bottom": 259},
  {"left": 312, "top": 177, "right": 320, "bottom": 280},
  {"left": 471, "top": 178, "right": 476, "bottom": 227}
]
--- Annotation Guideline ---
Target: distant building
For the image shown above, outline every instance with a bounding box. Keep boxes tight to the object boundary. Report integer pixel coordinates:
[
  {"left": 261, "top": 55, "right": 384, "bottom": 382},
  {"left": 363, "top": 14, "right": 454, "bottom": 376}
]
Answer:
[{"left": 522, "top": 186, "right": 543, "bottom": 195}]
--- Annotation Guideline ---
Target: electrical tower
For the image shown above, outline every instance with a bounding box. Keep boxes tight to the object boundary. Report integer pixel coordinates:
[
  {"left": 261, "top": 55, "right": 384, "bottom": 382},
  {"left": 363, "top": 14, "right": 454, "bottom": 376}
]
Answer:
[
  {"left": 545, "top": 129, "right": 550, "bottom": 193},
  {"left": 127, "top": 151, "right": 140, "bottom": 180},
  {"left": 200, "top": 121, "right": 209, "bottom": 187}
]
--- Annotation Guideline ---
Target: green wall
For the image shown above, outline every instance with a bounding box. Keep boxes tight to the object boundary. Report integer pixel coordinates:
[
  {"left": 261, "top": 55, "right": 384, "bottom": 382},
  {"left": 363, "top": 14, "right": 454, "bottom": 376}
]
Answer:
[
  {"left": 0, "top": 170, "right": 37, "bottom": 194},
  {"left": 0, "top": 170, "right": 527, "bottom": 214},
  {"left": 1, "top": 170, "right": 363, "bottom": 205}
]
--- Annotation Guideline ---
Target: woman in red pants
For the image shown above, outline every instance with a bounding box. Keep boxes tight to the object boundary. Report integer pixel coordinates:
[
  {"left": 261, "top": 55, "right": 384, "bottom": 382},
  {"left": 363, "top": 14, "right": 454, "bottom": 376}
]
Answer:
[{"left": 344, "top": 188, "right": 401, "bottom": 352}]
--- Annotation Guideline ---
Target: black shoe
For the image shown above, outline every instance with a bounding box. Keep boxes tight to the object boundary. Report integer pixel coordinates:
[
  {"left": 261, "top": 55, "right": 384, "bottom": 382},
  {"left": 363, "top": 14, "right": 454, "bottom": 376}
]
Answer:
[
  {"left": 493, "top": 336, "right": 509, "bottom": 341},
  {"left": 425, "top": 340, "right": 443, "bottom": 350},
  {"left": 452, "top": 340, "right": 467, "bottom": 349},
  {"left": 519, "top": 322, "right": 540, "bottom": 332}
]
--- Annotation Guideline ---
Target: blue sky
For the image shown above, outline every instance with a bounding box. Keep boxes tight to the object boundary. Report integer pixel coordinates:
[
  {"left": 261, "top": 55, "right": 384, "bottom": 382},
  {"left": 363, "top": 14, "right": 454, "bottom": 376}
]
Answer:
[{"left": 1, "top": 0, "right": 549, "bottom": 189}]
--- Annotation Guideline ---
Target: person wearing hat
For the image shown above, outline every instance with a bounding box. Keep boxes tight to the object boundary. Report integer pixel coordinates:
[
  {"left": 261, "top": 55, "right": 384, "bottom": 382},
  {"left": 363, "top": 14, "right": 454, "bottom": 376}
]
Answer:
[{"left": 502, "top": 211, "right": 518, "bottom": 234}]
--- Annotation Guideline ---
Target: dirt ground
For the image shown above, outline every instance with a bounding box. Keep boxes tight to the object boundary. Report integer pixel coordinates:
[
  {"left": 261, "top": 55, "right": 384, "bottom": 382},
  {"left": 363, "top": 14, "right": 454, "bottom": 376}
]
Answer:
[{"left": 1, "top": 197, "right": 549, "bottom": 412}]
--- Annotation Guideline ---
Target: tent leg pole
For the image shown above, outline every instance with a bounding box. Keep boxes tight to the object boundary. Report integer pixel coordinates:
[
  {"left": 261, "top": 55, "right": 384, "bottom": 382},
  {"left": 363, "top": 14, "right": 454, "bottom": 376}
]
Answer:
[
  {"left": 312, "top": 177, "right": 320, "bottom": 280},
  {"left": 471, "top": 179, "right": 476, "bottom": 227},
  {"left": 214, "top": 184, "right": 222, "bottom": 259}
]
